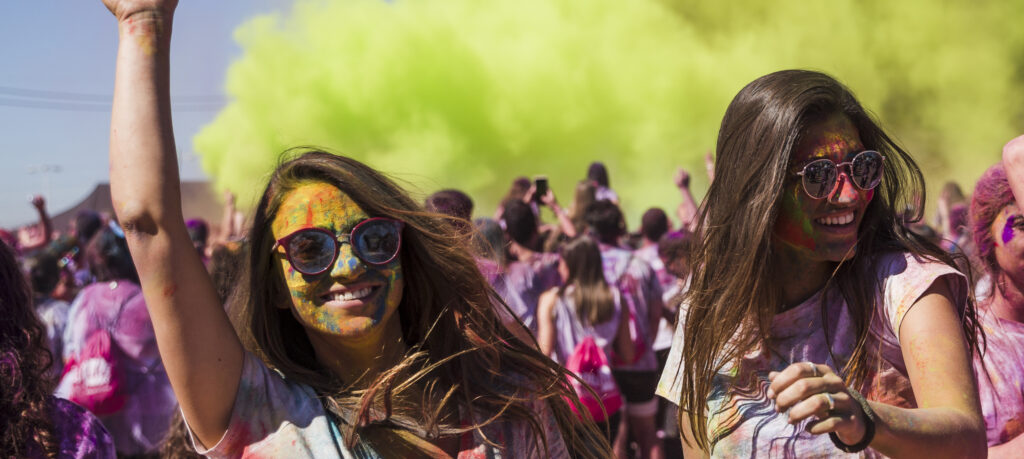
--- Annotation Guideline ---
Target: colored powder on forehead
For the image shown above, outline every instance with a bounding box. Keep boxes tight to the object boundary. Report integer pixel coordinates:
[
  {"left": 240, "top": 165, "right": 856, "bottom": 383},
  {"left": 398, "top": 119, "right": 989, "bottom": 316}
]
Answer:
[{"left": 1002, "top": 215, "right": 1016, "bottom": 244}]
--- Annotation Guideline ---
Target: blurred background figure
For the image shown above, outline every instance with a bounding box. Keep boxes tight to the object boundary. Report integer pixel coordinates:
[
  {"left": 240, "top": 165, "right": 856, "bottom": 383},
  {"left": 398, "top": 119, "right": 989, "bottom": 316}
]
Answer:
[
  {"left": 968, "top": 161, "right": 1024, "bottom": 456},
  {"left": 0, "top": 239, "right": 115, "bottom": 457},
  {"left": 57, "top": 224, "right": 176, "bottom": 456}
]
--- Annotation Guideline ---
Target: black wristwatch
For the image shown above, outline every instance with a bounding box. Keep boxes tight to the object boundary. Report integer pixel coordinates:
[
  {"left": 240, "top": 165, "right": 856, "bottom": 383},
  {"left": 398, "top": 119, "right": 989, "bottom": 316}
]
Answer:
[{"left": 829, "top": 390, "right": 876, "bottom": 453}]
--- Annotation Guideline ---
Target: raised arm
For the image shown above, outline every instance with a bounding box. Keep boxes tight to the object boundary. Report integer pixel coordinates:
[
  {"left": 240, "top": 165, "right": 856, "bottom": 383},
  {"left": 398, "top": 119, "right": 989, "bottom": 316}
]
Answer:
[
  {"left": 1003, "top": 134, "right": 1024, "bottom": 207},
  {"left": 31, "top": 195, "right": 53, "bottom": 248},
  {"left": 540, "top": 189, "right": 578, "bottom": 239},
  {"left": 102, "top": 0, "right": 243, "bottom": 448},
  {"left": 674, "top": 168, "right": 699, "bottom": 232}
]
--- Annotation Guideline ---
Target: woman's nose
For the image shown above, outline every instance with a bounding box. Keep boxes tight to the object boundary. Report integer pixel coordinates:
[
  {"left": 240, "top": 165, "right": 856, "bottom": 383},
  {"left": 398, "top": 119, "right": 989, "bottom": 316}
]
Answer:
[
  {"left": 829, "top": 172, "right": 860, "bottom": 204},
  {"left": 330, "top": 243, "right": 366, "bottom": 279}
]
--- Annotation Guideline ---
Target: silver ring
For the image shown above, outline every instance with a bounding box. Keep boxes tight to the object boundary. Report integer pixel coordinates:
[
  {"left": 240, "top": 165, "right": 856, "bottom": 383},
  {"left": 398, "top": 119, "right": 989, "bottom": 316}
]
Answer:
[
  {"left": 807, "top": 362, "right": 818, "bottom": 377},
  {"left": 823, "top": 393, "right": 836, "bottom": 412}
]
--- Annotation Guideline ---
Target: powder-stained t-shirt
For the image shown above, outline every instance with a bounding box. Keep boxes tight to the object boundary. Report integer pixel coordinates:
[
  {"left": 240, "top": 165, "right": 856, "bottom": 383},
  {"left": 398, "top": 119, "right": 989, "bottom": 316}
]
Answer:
[
  {"left": 657, "top": 252, "right": 967, "bottom": 458},
  {"left": 494, "top": 252, "right": 562, "bottom": 332},
  {"left": 188, "top": 352, "right": 570, "bottom": 458},
  {"left": 598, "top": 244, "right": 662, "bottom": 371},
  {"left": 973, "top": 305, "right": 1024, "bottom": 446}
]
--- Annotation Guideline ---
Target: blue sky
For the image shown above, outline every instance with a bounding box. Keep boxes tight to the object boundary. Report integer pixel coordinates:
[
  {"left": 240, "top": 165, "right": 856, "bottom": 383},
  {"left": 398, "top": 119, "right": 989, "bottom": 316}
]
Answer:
[{"left": 0, "top": 1, "right": 291, "bottom": 227}]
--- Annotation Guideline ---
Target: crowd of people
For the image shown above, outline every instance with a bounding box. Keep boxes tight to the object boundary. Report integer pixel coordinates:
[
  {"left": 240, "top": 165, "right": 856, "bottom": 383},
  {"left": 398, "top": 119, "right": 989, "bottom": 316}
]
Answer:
[{"left": 2, "top": 1, "right": 1023, "bottom": 458}]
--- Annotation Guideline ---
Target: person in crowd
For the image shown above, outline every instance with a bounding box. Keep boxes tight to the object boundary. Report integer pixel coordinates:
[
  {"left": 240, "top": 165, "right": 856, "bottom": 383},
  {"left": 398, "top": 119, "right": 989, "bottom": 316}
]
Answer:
[
  {"left": 635, "top": 208, "right": 674, "bottom": 293},
  {"left": 98, "top": 1, "right": 607, "bottom": 456},
  {"left": 653, "top": 230, "right": 692, "bottom": 456},
  {"left": 23, "top": 252, "right": 70, "bottom": 378},
  {"left": 584, "top": 200, "right": 665, "bottom": 459},
  {"left": 185, "top": 218, "right": 210, "bottom": 264},
  {"left": 0, "top": 240, "right": 116, "bottom": 458},
  {"left": 472, "top": 217, "right": 506, "bottom": 270},
  {"left": 57, "top": 224, "right": 177, "bottom": 456},
  {"left": 425, "top": 188, "right": 475, "bottom": 237},
  {"left": 499, "top": 200, "right": 562, "bottom": 332},
  {"left": 658, "top": 69, "right": 985, "bottom": 457},
  {"left": 17, "top": 195, "right": 55, "bottom": 254},
  {"left": 935, "top": 182, "right": 968, "bottom": 248},
  {"left": 537, "top": 236, "right": 634, "bottom": 443},
  {"left": 494, "top": 176, "right": 533, "bottom": 222},
  {"left": 967, "top": 161, "right": 1024, "bottom": 457},
  {"left": 674, "top": 169, "right": 701, "bottom": 232},
  {"left": 587, "top": 161, "right": 620, "bottom": 205},
  {"left": 543, "top": 180, "right": 595, "bottom": 253}
]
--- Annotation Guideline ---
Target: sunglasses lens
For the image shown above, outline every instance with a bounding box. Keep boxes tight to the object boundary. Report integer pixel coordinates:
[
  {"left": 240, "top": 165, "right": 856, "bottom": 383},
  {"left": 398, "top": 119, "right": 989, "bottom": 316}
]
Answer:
[
  {"left": 287, "top": 230, "right": 336, "bottom": 274},
  {"left": 801, "top": 160, "right": 837, "bottom": 199},
  {"left": 851, "top": 151, "right": 884, "bottom": 190},
  {"left": 353, "top": 220, "right": 401, "bottom": 264}
]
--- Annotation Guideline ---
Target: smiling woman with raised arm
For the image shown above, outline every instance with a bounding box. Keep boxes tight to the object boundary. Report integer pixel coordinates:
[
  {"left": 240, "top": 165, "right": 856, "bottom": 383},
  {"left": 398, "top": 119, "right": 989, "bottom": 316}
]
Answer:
[
  {"left": 657, "top": 70, "right": 986, "bottom": 458},
  {"left": 100, "top": 1, "right": 608, "bottom": 457}
]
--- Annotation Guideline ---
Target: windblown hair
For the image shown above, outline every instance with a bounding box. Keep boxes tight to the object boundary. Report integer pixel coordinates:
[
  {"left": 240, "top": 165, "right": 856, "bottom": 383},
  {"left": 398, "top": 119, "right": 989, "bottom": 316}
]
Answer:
[
  {"left": 970, "top": 162, "right": 1015, "bottom": 278},
  {"left": 559, "top": 237, "right": 616, "bottom": 326},
  {"left": 0, "top": 241, "right": 59, "bottom": 457},
  {"left": 230, "top": 150, "right": 608, "bottom": 456},
  {"left": 678, "top": 70, "right": 978, "bottom": 451}
]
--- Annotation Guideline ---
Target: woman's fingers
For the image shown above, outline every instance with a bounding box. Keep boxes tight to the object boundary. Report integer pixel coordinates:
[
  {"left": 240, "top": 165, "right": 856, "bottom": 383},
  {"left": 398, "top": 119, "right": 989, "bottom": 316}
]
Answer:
[
  {"left": 773, "top": 372, "right": 846, "bottom": 412},
  {"left": 786, "top": 391, "right": 847, "bottom": 425},
  {"left": 766, "top": 361, "right": 835, "bottom": 400}
]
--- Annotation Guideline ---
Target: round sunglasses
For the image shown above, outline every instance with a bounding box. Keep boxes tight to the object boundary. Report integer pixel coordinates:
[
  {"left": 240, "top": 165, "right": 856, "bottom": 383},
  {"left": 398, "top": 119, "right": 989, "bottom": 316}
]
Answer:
[
  {"left": 273, "top": 217, "right": 405, "bottom": 276},
  {"left": 795, "top": 150, "right": 885, "bottom": 199}
]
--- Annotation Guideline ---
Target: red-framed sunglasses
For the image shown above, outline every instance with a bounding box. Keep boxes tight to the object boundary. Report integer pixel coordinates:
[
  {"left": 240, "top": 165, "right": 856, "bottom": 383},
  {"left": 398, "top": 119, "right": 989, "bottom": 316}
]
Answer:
[
  {"left": 273, "top": 217, "right": 404, "bottom": 275},
  {"left": 795, "top": 150, "right": 886, "bottom": 199}
]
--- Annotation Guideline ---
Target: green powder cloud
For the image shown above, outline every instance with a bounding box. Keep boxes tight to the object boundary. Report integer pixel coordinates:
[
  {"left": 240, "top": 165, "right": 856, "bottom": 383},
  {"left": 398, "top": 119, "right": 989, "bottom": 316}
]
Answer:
[{"left": 195, "top": 0, "right": 1024, "bottom": 226}]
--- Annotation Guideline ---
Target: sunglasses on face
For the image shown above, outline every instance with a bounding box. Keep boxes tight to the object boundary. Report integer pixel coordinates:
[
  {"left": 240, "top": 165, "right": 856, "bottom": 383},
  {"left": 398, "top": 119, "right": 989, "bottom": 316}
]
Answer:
[
  {"left": 795, "top": 150, "right": 885, "bottom": 199},
  {"left": 273, "top": 217, "right": 404, "bottom": 276}
]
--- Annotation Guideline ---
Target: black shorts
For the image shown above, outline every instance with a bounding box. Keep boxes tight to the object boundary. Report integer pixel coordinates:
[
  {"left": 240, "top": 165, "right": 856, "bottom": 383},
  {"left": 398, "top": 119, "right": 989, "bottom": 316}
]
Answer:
[{"left": 611, "top": 369, "right": 659, "bottom": 404}]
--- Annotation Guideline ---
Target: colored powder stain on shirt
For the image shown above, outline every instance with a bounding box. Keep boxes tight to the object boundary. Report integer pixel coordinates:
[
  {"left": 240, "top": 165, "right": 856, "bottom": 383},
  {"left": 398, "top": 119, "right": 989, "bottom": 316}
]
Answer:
[{"left": 1002, "top": 215, "right": 1016, "bottom": 244}]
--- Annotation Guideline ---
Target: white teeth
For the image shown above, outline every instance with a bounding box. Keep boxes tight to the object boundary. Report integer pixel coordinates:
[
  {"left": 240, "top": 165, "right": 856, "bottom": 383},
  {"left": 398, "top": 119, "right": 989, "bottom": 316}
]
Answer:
[
  {"left": 330, "top": 287, "right": 372, "bottom": 302},
  {"left": 815, "top": 212, "right": 854, "bottom": 226}
]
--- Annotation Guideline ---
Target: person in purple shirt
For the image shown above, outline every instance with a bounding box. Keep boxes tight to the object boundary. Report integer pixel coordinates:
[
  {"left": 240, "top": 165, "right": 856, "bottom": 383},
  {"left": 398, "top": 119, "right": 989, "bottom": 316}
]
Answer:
[
  {"left": 0, "top": 239, "right": 115, "bottom": 458},
  {"left": 498, "top": 200, "right": 562, "bottom": 332},
  {"left": 968, "top": 161, "right": 1024, "bottom": 457},
  {"left": 58, "top": 224, "right": 177, "bottom": 456},
  {"left": 583, "top": 199, "right": 665, "bottom": 459}
]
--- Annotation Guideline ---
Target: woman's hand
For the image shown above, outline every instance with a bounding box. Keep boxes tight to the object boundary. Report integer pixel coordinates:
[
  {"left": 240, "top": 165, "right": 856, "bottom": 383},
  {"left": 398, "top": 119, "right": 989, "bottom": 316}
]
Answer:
[
  {"left": 767, "top": 362, "right": 868, "bottom": 446},
  {"left": 102, "top": 0, "right": 177, "bottom": 23}
]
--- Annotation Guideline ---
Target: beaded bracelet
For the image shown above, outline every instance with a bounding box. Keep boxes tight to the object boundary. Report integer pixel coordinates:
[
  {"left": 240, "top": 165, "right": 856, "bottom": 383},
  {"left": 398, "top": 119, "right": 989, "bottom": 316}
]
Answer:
[{"left": 829, "top": 390, "right": 876, "bottom": 453}]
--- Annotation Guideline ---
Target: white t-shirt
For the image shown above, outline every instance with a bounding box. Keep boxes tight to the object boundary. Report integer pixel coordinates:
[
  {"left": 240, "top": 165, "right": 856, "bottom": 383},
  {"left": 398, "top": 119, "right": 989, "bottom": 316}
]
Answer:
[{"left": 657, "top": 252, "right": 967, "bottom": 458}]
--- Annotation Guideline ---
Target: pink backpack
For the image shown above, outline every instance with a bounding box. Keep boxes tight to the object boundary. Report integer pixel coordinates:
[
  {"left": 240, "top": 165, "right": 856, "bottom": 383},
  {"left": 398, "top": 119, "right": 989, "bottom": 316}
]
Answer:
[
  {"left": 611, "top": 256, "right": 646, "bottom": 366},
  {"left": 564, "top": 336, "right": 623, "bottom": 422},
  {"left": 61, "top": 328, "right": 127, "bottom": 415},
  {"left": 61, "top": 286, "right": 140, "bottom": 416}
]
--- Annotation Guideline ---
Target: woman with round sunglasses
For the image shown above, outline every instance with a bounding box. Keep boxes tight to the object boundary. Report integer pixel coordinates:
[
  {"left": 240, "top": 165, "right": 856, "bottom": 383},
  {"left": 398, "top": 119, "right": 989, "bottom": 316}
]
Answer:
[
  {"left": 657, "top": 70, "right": 985, "bottom": 457},
  {"left": 98, "top": 1, "right": 609, "bottom": 457}
]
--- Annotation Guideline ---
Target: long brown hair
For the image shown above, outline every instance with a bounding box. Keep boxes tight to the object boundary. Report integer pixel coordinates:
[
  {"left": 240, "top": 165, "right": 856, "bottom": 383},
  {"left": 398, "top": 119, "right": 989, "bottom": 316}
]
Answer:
[
  {"left": 0, "top": 241, "right": 59, "bottom": 457},
  {"left": 559, "top": 236, "right": 616, "bottom": 326},
  {"left": 677, "top": 70, "right": 979, "bottom": 450},
  {"left": 230, "top": 149, "right": 609, "bottom": 456}
]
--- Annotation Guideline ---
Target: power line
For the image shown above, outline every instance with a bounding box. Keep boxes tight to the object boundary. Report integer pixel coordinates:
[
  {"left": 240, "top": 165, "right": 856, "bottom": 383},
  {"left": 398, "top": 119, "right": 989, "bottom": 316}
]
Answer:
[
  {"left": 0, "top": 97, "right": 224, "bottom": 112},
  {"left": 0, "top": 85, "right": 226, "bottom": 103}
]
